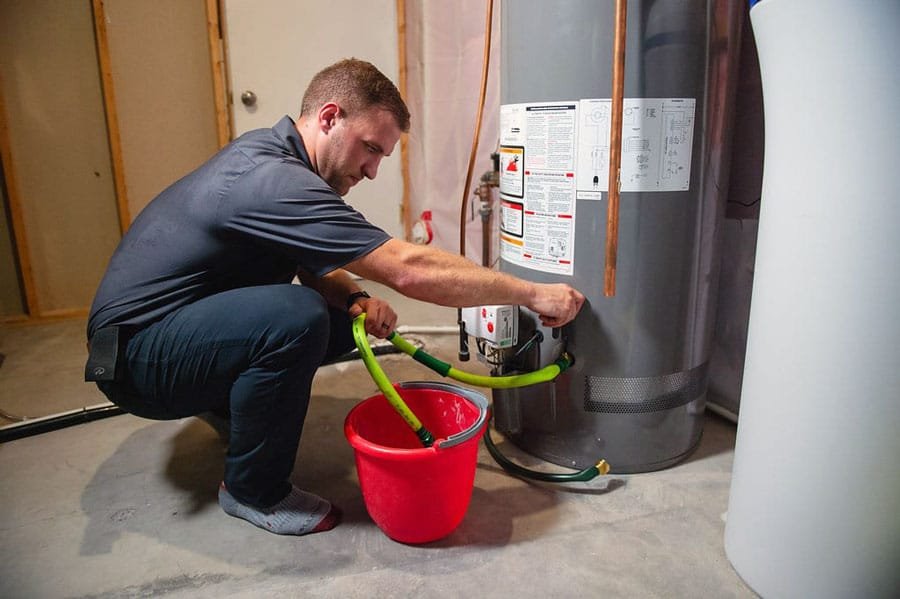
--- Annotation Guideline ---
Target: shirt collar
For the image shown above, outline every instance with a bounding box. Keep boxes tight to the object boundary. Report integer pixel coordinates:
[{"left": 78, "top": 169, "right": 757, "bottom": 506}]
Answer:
[{"left": 273, "top": 115, "right": 312, "bottom": 168}]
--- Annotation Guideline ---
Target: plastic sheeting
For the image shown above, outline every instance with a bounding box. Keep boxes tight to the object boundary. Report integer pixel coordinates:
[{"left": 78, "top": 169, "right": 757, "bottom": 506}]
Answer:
[{"left": 404, "top": 0, "right": 501, "bottom": 263}]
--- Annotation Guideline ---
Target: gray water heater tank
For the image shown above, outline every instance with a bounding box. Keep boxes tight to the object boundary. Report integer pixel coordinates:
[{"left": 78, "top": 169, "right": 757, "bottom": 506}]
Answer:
[{"left": 493, "top": 0, "right": 741, "bottom": 473}]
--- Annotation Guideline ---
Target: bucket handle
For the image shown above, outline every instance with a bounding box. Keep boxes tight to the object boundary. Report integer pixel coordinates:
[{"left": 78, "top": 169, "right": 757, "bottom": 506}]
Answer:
[{"left": 398, "top": 381, "right": 489, "bottom": 449}]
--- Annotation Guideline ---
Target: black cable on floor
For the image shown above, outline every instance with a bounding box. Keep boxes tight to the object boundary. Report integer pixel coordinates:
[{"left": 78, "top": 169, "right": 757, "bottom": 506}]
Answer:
[{"left": 0, "top": 404, "right": 125, "bottom": 443}]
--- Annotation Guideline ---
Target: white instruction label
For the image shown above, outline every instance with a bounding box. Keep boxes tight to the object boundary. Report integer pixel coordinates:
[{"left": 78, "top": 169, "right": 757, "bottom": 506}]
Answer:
[
  {"left": 576, "top": 98, "right": 695, "bottom": 197},
  {"left": 499, "top": 102, "right": 577, "bottom": 276}
]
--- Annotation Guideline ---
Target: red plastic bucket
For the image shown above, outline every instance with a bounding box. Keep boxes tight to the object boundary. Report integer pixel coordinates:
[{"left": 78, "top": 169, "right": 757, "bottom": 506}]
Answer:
[{"left": 344, "top": 381, "right": 489, "bottom": 544}]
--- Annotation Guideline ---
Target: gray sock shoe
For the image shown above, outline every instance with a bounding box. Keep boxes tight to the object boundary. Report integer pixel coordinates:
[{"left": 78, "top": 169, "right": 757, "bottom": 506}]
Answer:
[{"left": 218, "top": 483, "right": 341, "bottom": 536}]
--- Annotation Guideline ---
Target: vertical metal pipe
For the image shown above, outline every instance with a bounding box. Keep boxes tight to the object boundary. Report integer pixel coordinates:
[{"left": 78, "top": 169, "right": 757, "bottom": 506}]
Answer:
[
  {"left": 457, "top": 0, "right": 494, "bottom": 361},
  {"left": 603, "top": 0, "right": 627, "bottom": 296}
]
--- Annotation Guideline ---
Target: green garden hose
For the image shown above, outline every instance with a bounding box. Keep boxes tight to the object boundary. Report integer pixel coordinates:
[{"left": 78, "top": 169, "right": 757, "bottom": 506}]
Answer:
[
  {"left": 483, "top": 432, "right": 610, "bottom": 482},
  {"left": 352, "top": 314, "right": 434, "bottom": 447},
  {"left": 386, "top": 329, "right": 574, "bottom": 388}
]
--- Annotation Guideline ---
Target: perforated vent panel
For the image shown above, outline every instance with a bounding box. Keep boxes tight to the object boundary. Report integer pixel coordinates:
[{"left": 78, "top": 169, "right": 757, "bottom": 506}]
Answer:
[{"left": 584, "top": 363, "right": 709, "bottom": 414}]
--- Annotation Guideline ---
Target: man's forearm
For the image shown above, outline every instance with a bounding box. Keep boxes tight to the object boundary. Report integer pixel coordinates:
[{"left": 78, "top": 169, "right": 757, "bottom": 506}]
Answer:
[
  {"left": 346, "top": 238, "right": 584, "bottom": 327},
  {"left": 395, "top": 250, "right": 534, "bottom": 307},
  {"left": 346, "top": 239, "right": 533, "bottom": 307}
]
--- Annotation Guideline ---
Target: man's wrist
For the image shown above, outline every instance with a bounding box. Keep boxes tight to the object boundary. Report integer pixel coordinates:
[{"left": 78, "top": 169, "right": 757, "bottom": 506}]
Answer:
[{"left": 346, "top": 290, "right": 371, "bottom": 310}]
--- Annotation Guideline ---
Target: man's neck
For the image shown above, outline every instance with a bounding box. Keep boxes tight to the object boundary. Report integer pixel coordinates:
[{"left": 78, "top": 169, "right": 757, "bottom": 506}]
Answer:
[{"left": 295, "top": 116, "right": 318, "bottom": 173}]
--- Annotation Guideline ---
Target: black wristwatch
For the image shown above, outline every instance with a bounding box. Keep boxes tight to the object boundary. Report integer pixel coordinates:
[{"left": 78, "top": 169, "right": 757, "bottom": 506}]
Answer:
[{"left": 346, "top": 290, "right": 371, "bottom": 310}]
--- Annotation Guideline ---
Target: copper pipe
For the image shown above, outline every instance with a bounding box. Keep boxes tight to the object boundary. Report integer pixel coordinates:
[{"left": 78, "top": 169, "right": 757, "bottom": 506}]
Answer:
[
  {"left": 459, "top": 0, "right": 494, "bottom": 258},
  {"left": 604, "top": 0, "right": 627, "bottom": 296}
]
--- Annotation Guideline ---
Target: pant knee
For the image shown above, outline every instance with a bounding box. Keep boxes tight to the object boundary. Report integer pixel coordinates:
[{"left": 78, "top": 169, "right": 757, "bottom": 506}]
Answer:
[{"left": 249, "top": 286, "right": 330, "bottom": 367}]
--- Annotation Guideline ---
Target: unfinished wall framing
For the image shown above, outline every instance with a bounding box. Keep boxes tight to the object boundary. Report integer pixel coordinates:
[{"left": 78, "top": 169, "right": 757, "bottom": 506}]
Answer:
[{"left": 0, "top": 0, "right": 223, "bottom": 321}]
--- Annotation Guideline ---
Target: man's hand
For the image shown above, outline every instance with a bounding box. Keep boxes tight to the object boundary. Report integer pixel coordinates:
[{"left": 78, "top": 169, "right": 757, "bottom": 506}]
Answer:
[
  {"left": 348, "top": 295, "right": 398, "bottom": 339},
  {"left": 527, "top": 283, "right": 586, "bottom": 328}
]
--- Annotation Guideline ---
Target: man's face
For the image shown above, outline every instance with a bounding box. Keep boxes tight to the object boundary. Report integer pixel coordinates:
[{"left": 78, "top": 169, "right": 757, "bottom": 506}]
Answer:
[{"left": 318, "top": 107, "right": 402, "bottom": 196}]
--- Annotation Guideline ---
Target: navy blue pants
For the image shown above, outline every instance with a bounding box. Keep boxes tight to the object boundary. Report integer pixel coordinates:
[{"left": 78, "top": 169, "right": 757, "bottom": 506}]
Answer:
[{"left": 97, "top": 284, "right": 355, "bottom": 508}]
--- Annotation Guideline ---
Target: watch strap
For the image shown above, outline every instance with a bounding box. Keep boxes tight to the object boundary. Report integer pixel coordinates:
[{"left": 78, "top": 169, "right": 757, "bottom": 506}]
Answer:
[{"left": 346, "top": 290, "right": 371, "bottom": 310}]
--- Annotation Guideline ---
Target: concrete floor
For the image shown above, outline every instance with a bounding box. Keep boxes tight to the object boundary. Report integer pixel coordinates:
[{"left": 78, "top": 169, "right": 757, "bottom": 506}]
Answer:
[{"left": 0, "top": 285, "right": 755, "bottom": 598}]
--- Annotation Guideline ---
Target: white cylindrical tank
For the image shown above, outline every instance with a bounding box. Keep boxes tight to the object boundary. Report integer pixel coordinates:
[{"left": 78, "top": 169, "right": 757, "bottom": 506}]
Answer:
[{"left": 724, "top": 1, "right": 900, "bottom": 597}]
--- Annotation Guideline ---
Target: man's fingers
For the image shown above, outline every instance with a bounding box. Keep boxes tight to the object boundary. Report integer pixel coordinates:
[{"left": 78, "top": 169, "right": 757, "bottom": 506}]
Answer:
[{"left": 357, "top": 300, "right": 397, "bottom": 339}]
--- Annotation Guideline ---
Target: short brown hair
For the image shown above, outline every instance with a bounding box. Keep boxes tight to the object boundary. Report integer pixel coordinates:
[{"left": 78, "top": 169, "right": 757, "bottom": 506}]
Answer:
[{"left": 300, "top": 58, "right": 410, "bottom": 132}]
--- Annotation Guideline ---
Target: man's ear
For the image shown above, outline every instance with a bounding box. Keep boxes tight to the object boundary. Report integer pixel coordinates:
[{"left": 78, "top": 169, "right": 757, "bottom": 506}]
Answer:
[{"left": 318, "top": 102, "right": 341, "bottom": 133}]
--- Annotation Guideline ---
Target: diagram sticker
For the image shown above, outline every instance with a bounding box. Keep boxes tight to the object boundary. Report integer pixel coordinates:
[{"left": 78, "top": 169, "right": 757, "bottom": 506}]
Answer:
[{"left": 576, "top": 98, "right": 696, "bottom": 197}]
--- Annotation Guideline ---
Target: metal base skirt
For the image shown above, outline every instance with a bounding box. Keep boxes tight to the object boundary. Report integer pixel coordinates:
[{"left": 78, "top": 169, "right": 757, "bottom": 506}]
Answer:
[{"left": 493, "top": 365, "right": 708, "bottom": 473}]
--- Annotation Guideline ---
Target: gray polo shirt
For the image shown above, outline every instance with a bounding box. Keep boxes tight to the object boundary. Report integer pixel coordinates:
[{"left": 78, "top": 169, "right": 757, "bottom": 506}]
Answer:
[{"left": 88, "top": 116, "right": 390, "bottom": 338}]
